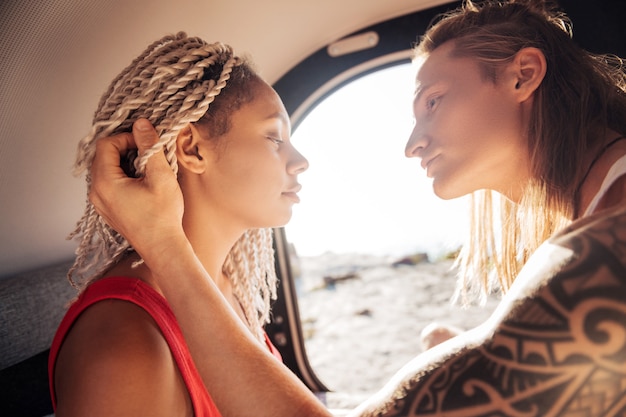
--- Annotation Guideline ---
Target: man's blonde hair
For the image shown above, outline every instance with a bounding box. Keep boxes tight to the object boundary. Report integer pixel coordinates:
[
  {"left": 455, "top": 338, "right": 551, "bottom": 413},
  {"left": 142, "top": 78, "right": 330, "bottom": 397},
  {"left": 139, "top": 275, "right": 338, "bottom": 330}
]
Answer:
[{"left": 415, "top": 0, "right": 626, "bottom": 303}]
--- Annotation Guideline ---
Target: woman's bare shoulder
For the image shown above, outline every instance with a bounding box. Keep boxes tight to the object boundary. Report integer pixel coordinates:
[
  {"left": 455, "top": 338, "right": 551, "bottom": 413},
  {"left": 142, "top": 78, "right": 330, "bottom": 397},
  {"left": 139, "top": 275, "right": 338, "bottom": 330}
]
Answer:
[{"left": 54, "top": 298, "right": 192, "bottom": 416}]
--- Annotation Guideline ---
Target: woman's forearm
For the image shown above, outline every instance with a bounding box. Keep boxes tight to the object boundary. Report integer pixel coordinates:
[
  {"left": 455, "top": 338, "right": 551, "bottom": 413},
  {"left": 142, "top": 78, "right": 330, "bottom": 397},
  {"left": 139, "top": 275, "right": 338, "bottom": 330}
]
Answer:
[{"left": 142, "top": 233, "right": 331, "bottom": 417}]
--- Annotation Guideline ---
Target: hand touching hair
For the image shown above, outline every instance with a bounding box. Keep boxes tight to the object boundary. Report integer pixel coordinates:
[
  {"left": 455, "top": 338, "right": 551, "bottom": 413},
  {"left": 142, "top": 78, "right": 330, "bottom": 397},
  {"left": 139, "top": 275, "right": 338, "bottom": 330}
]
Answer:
[{"left": 68, "top": 32, "right": 277, "bottom": 341}]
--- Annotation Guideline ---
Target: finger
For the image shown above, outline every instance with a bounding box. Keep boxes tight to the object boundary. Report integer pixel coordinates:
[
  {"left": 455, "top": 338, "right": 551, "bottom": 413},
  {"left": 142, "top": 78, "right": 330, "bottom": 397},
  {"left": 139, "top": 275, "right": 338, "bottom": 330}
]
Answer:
[
  {"left": 92, "top": 132, "right": 135, "bottom": 182},
  {"left": 89, "top": 134, "right": 130, "bottom": 211}
]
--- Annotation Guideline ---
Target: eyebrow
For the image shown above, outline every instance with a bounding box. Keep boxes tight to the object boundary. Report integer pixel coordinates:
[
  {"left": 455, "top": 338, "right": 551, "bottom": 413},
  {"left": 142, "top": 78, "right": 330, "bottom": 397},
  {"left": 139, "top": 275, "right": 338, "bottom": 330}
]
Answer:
[
  {"left": 265, "top": 111, "right": 290, "bottom": 125},
  {"left": 413, "top": 82, "right": 431, "bottom": 103}
]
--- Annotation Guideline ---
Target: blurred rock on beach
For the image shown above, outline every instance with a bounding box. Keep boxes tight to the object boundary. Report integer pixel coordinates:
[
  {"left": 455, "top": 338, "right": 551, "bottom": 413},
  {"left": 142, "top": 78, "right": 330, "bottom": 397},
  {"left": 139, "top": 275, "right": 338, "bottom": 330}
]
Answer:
[{"left": 291, "top": 251, "right": 500, "bottom": 409}]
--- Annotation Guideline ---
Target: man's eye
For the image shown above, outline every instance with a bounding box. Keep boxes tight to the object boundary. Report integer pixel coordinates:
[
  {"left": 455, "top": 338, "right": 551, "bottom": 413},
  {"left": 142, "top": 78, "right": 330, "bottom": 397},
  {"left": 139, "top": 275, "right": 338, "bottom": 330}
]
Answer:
[{"left": 426, "top": 96, "right": 440, "bottom": 110}]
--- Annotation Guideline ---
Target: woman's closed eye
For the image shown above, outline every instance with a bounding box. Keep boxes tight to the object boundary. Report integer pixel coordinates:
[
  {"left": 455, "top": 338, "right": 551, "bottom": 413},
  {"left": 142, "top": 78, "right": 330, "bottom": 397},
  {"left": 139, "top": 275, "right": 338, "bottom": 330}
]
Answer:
[{"left": 267, "top": 136, "right": 284, "bottom": 145}]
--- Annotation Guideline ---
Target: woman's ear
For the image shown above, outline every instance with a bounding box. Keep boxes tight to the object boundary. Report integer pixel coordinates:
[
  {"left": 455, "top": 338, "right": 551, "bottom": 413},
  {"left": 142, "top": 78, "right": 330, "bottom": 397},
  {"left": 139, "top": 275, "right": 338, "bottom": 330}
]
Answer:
[
  {"left": 511, "top": 47, "right": 547, "bottom": 102},
  {"left": 176, "top": 123, "right": 208, "bottom": 174}
]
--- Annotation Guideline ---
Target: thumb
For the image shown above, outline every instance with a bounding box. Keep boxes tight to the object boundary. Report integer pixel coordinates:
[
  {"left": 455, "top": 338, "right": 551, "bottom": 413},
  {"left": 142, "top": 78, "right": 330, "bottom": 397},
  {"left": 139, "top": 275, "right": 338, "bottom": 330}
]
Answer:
[
  {"left": 133, "top": 118, "right": 159, "bottom": 153},
  {"left": 132, "top": 118, "right": 173, "bottom": 180}
]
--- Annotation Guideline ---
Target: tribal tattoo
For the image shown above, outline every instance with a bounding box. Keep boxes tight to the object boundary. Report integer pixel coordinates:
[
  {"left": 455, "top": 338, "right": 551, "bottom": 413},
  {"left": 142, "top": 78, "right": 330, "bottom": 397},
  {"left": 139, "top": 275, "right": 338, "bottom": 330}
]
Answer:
[{"left": 356, "top": 207, "right": 626, "bottom": 417}]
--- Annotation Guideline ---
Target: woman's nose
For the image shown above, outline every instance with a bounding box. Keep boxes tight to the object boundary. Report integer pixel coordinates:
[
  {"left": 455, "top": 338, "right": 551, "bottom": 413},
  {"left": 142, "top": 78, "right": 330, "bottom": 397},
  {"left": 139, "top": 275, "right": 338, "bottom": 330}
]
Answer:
[{"left": 288, "top": 146, "right": 309, "bottom": 174}]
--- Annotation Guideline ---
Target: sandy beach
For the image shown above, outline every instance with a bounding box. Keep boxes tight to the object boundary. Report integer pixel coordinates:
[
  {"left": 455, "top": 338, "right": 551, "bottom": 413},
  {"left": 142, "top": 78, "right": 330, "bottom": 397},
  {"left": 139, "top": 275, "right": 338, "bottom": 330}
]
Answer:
[{"left": 292, "top": 251, "right": 501, "bottom": 408}]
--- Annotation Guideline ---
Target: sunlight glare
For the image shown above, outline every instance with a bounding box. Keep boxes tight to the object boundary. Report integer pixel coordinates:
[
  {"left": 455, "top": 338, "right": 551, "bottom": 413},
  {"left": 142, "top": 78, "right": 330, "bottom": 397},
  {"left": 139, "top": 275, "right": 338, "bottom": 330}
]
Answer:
[{"left": 285, "top": 63, "right": 469, "bottom": 260}]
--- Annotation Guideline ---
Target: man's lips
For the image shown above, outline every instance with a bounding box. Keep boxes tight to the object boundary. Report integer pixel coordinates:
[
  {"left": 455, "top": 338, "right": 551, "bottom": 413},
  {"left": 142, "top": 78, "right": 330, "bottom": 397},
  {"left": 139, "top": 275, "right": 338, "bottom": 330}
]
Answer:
[{"left": 421, "top": 155, "right": 437, "bottom": 170}]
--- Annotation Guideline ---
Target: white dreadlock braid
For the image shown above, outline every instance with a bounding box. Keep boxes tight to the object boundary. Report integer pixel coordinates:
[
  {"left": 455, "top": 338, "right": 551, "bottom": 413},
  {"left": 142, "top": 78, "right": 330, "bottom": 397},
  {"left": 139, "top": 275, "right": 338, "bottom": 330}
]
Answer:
[
  {"left": 223, "top": 228, "right": 278, "bottom": 341},
  {"left": 68, "top": 32, "right": 278, "bottom": 343}
]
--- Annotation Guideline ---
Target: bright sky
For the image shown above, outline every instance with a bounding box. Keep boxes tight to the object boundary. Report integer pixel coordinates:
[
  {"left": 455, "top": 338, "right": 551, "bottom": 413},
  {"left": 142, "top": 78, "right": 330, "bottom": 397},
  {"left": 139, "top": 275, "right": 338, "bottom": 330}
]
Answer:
[{"left": 284, "top": 63, "right": 470, "bottom": 260}]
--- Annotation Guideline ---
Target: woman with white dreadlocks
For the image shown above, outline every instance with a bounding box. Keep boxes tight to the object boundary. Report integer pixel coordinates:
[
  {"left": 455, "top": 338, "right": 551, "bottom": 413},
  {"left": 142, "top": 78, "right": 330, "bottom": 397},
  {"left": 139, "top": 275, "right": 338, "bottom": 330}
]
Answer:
[{"left": 48, "top": 32, "right": 309, "bottom": 417}]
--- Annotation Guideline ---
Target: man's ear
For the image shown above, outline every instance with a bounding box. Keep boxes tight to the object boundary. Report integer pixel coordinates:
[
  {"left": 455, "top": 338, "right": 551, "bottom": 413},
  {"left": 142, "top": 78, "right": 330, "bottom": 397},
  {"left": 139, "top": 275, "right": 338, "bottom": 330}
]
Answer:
[
  {"left": 511, "top": 47, "right": 547, "bottom": 102},
  {"left": 176, "top": 123, "right": 208, "bottom": 174}
]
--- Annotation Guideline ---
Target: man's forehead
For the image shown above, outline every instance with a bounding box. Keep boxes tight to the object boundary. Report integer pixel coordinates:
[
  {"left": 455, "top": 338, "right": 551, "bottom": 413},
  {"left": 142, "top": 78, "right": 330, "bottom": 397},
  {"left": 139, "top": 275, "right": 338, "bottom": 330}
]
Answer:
[{"left": 414, "top": 42, "right": 458, "bottom": 88}]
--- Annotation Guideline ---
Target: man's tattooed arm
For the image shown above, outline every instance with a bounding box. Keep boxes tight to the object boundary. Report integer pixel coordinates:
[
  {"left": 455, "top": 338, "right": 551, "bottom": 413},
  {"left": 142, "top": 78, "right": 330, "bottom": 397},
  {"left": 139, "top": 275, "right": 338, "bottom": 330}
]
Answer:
[{"left": 351, "top": 207, "right": 626, "bottom": 417}]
